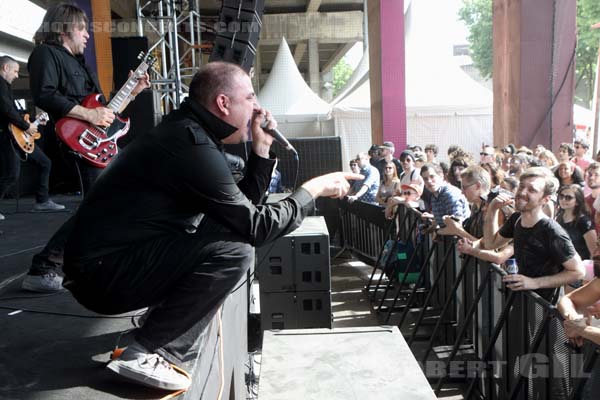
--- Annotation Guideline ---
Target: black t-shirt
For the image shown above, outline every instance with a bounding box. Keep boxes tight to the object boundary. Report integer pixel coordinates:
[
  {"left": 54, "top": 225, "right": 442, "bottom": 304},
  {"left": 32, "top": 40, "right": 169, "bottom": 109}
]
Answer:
[
  {"left": 557, "top": 214, "right": 594, "bottom": 260},
  {"left": 462, "top": 196, "right": 488, "bottom": 239},
  {"left": 499, "top": 212, "right": 576, "bottom": 300}
]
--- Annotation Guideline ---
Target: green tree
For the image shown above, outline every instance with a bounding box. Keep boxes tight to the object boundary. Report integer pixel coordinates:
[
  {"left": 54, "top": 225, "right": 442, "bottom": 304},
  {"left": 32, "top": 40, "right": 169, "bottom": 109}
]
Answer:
[
  {"left": 458, "top": 0, "right": 600, "bottom": 106},
  {"left": 332, "top": 58, "right": 354, "bottom": 97},
  {"left": 458, "top": 0, "right": 493, "bottom": 79},
  {"left": 576, "top": 0, "right": 600, "bottom": 107}
]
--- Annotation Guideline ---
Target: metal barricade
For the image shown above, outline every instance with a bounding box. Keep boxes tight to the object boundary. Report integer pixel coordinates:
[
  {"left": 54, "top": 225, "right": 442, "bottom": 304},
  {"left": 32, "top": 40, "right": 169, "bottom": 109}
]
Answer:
[{"left": 337, "top": 201, "right": 600, "bottom": 399}]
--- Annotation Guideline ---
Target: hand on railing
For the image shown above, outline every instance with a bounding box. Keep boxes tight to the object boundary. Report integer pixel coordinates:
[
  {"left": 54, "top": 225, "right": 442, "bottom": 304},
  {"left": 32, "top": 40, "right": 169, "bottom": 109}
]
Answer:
[
  {"left": 457, "top": 238, "right": 475, "bottom": 255},
  {"left": 563, "top": 317, "right": 587, "bottom": 348},
  {"left": 502, "top": 273, "right": 538, "bottom": 291}
]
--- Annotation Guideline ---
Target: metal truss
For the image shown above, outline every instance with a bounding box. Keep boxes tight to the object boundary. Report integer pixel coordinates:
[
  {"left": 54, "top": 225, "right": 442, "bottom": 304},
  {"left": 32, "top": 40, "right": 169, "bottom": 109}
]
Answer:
[{"left": 135, "top": 0, "right": 203, "bottom": 120}]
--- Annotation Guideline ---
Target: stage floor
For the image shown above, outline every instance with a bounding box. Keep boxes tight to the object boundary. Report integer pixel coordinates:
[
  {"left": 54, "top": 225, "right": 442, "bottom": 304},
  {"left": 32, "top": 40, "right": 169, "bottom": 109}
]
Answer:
[
  {"left": 0, "top": 195, "right": 167, "bottom": 400},
  {"left": 0, "top": 195, "right": 462, "bottom": 399}
]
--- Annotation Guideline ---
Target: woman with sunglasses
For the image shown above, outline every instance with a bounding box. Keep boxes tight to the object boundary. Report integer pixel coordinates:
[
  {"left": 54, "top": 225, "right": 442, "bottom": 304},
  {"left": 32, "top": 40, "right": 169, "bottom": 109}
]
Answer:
[
  {"left": 556, "top": 184, "right": 597, "bottom": 261},
  {"left": 376, "top": 161, "right": 401, "bottom": 205}
]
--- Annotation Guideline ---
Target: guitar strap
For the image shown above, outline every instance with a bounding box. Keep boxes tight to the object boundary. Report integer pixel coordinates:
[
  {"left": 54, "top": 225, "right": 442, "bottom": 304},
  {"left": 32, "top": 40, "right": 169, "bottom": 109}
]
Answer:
[{"left": 14, "top": 99, "right": 25, "bottom": 112}]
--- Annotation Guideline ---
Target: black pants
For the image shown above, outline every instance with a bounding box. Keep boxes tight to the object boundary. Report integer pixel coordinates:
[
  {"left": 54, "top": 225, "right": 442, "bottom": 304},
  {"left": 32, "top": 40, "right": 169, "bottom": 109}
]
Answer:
[
  {"left": 28, "top": 155, "right": 102, "bottom": 275},
  {"left": 0, "top": 132, "right": 51, "bottom": 204},
  {"left": 63, "top": 217, "right": 253, "bottom": 364}
]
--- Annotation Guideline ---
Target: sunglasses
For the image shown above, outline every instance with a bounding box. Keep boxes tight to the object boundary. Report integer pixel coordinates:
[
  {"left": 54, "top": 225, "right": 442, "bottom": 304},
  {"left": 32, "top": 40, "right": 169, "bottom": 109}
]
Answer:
[
  {"left": 402, "top": 191, "right": 416, "bottom": 196},
  {"left": 559, "top": 194, "right": 575, "bottom": 201},
  {"left": 480, "top": 152, "right": 493, "bottom": 156}
]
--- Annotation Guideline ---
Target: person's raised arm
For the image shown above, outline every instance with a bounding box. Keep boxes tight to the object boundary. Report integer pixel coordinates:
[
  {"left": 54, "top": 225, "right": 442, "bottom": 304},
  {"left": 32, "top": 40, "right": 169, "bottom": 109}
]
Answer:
[
  {"left": 457, "top": 239, "right": 514, "bottom": 265},
  {"left": 302, "top": 172, "right": 364, "bottom": 200},
  {"left": 483, "top": 194, "right": 513, "bottom": 249}
]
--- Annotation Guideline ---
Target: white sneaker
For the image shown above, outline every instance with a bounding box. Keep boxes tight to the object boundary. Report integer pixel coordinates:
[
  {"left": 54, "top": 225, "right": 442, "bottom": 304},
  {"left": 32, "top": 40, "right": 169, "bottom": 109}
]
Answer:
[
  {"left": 31, "top": 199, "right": 66, "bottom": 212},
  {"left": 106, "top": 342, "right": 191, "bottom": 391},
  {"left": 0, "top": 212, "right": 5, "bottom": 220},
  {"left": 21, "top": 272, "right": 64, "bottom": 292}
]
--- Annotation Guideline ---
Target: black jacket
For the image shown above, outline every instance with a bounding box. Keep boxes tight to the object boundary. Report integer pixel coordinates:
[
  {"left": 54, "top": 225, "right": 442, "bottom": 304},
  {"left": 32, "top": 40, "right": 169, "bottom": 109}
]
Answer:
[
  {"left": 27, "top": 43, "right": 103, "bottom": 122},
  {"left": 0, "top": 76, "right": 28, "bottom": 133},
  {"left": 64, "top": 98, "right": 314, "bottom": 263}
]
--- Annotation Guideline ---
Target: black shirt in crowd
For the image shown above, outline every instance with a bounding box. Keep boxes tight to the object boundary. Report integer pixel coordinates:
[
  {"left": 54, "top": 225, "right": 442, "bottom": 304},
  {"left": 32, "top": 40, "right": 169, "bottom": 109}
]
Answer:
[
  {"left": 557, "top": 214, "right": 595, "bottom": 260},
  {"left": 499, "top": 212, "right": 577, "bottom": 300},
  {"left": 0, "top": 76, "right": 28, "bottom": 133},
  {"left": 64, "top": 98, "right": 315, "bottom": 264}
]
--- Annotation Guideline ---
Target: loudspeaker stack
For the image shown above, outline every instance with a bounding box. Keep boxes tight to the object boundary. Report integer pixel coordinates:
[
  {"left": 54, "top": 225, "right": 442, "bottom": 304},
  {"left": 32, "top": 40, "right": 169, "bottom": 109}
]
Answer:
[
  {"left": 209, "top": 0, "right": 265, "bottom": 71},
  {"left": 256, "top": 216, "right": 332, "bottom": 330}
]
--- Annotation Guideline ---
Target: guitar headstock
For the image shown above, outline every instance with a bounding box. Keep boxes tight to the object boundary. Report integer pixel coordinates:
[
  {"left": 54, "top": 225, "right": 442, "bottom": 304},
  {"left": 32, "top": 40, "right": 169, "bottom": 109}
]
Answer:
[
  {"left": 138, "top": 52, "right": 157, "bottom": 68},
  {"left": 38, "top": 112, "right": 49, "bottom": 123}
]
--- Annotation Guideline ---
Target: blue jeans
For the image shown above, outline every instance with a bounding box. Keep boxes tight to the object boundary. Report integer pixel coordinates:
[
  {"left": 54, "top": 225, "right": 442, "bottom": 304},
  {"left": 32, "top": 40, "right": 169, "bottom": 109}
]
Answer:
[{"left": 63, "top": 217, "right": 254, "bottom": 364}]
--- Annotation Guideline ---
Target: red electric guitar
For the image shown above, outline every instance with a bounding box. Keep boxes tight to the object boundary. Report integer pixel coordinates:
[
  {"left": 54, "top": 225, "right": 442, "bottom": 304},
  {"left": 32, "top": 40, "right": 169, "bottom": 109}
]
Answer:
[{"left": 55, "top": 52, "right": 156, "bottom": 168}]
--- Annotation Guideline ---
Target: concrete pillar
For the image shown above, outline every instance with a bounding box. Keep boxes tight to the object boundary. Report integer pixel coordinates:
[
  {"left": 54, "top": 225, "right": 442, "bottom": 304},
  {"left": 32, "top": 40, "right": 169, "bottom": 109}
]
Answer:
[
  {"left": 308, "top": 38, "right": 320, "bottom": 94},
  {"left": 367, "top": 0, "right": 406, "bottom": 149},
  {"left": 493, "top": 0, "right": 576, "bottom": 152}
]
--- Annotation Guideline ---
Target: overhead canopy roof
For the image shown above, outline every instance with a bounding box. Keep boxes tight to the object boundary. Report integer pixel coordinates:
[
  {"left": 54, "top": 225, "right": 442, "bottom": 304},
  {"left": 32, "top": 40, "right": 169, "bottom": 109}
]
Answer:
[{"left": 258, "top": 37, "right": 331, "bottom": 120}]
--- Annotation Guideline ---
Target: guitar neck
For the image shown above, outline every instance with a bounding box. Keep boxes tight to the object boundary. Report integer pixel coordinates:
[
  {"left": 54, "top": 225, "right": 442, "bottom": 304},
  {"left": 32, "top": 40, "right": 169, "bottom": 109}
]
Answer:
[{"left": 107, "top": 61, "right": 149, "bottom": 112}]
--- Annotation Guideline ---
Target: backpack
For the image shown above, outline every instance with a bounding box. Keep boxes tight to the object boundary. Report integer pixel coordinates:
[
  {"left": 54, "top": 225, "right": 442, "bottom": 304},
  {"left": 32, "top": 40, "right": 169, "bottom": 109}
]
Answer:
[{"left": 381, "top": 239, "right": 420, "bottom": 284}]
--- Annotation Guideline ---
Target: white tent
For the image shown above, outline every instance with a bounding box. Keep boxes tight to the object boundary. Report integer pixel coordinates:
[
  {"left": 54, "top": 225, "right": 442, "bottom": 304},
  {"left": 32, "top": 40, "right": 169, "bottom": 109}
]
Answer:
[
  {"left": 331, "top": 0, "right": 493, "bottom": 168},
  {"left": 258, "top": 37, "right": 333, "bottom": 137},
  {"left": 332, "top": 56, "right": 493, "bottom": 169}
]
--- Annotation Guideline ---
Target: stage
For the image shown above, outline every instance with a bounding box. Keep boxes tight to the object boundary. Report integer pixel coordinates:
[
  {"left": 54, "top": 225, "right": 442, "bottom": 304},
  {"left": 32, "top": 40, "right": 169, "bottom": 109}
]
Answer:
[
  {"left": 0, "top": 195, "right": 170, "bottom": 399},
  {"left": 0, "top": 194, "right": 461, "bottom": 399}
]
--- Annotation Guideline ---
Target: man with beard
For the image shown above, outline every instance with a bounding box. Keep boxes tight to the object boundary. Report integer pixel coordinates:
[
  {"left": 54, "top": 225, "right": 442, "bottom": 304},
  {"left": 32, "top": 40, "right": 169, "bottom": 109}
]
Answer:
[
  {"left": 485, "top": 167, "right": 586, "bottom": 400},
  {"left": 21, "top": 3, "right": 150, "bottom": 292},
  {"left": 483, "top": 167, "right": 584, "bottom": 300},
  {"left": 508, "top": 153, "right": 528, "bottom": 178}
]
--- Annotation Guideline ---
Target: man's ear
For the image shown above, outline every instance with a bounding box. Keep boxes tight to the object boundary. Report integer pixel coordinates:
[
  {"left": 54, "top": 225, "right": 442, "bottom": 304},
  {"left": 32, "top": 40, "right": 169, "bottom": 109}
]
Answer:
[
  {"left": 541, "top": 194, "right": 552, "bottom": 205},
  {"left": 215, "top": 94, "right": 229, "bottom": 115}
]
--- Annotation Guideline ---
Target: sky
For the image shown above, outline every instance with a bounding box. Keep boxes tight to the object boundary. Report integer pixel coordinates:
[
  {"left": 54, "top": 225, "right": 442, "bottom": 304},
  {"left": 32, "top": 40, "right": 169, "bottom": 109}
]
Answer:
[{"left": 0, "top": 0, "right": 45, "bottom": 42}]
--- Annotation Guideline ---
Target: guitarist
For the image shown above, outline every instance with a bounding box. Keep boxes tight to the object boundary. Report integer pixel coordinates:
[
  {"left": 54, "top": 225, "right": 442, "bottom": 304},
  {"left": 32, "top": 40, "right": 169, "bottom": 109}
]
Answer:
[
  {"left": 22, "top": 4, "right": 150, "bottom": 292},
  {"left": 0, "top": 55, "right": 65, "bottom": 221}
]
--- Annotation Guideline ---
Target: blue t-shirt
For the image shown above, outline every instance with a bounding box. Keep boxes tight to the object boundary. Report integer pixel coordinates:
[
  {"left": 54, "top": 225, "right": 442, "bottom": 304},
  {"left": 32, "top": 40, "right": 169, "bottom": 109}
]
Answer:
[{"left": 358, "top": 164, "right": 380, "bottom": 204}]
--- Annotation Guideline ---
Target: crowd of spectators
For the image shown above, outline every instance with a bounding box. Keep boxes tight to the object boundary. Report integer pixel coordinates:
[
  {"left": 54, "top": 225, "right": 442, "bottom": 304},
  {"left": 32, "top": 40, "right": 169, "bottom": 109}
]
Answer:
[{"left": 345, "top": 139, "right": 600, "bottom": 355}]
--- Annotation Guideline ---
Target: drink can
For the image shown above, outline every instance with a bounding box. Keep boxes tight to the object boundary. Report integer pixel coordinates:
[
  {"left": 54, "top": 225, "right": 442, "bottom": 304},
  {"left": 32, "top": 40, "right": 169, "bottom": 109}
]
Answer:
[{"left": 505, "top": 258, "right": 518, "bottom": 274}]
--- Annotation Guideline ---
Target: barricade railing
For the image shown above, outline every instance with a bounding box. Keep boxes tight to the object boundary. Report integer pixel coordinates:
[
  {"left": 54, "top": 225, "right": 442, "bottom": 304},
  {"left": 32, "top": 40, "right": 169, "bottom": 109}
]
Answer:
[
  {"left": 337, "top": 200, "right": 600, "bottom": 399},
  {"left": 338, "top": 200, "right": 390, "bottom": 267}
]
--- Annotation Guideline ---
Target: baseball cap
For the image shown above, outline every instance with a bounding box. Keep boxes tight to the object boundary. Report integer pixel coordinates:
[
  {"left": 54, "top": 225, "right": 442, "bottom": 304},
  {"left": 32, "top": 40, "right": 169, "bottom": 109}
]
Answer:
[
  {"left": 380, "top": 141, "right": 395, "bottom": 149},
  {"left": 401, "top": 183, "right": 422, "bottom": 197},
  {"left": 399, "top": 149, "right": 415, "bottom": 161}
]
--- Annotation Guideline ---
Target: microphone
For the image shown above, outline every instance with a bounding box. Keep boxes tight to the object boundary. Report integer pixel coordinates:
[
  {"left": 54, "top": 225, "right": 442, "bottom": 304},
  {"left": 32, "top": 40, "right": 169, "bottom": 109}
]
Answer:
[{"left": 261, "top": 119, "right": 298, "bottom": 157}]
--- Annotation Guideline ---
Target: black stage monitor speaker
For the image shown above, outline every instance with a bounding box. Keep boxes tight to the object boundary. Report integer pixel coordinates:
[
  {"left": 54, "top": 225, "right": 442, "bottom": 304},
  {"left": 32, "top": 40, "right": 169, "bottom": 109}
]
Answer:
[{"left": 210, "top": 0, "right": 265, "bottom": 71}]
